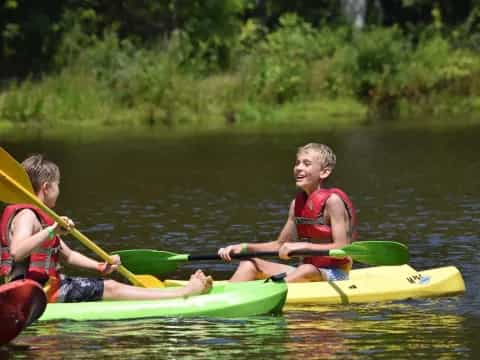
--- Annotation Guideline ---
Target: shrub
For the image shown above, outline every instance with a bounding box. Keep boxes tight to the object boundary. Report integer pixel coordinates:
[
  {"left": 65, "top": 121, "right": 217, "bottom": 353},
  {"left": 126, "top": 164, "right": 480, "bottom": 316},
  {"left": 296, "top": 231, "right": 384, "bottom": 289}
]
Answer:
[
  {"left": 327, "top": 26, "right": 411, "bottom": 99},
  {"left": 240, "top": 14, "right": 345, "bottom": 104}
]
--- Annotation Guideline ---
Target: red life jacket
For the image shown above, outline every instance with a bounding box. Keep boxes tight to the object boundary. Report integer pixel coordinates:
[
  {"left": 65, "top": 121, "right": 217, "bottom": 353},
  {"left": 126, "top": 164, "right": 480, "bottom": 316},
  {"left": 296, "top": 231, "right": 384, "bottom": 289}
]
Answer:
[
  {"left": 294, "top": 188, "right": 358, "bottom": 269},
  {"left": 0, "top": 204, "right": 60, "bottom": 284}
]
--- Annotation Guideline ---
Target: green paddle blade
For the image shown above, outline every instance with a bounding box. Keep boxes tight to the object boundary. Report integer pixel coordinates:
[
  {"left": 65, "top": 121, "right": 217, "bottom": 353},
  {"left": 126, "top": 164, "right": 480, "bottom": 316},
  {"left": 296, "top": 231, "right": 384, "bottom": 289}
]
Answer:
[
  {"left": 113, "top": 249, "right": 188, "bottom": 275},
  {"left": 335, "top": 241, "right": 409, "bottom": 266}
]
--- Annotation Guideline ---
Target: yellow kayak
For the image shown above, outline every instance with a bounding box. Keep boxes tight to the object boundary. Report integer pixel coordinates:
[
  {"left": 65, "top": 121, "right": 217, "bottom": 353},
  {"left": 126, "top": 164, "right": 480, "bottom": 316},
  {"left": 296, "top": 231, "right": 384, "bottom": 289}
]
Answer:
[{"left": 165, "top": 264, "right": 465, "bottom": 305}]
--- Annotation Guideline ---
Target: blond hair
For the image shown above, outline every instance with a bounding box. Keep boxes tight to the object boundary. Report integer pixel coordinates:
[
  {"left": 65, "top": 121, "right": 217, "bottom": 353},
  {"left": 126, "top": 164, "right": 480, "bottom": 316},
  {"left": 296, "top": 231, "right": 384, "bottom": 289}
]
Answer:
[
  {"left": 21, "top": 154, "right": 60, "bottom": 193},
  {"left": 297, "top": 143, "right": 336, "bottom": 171}
]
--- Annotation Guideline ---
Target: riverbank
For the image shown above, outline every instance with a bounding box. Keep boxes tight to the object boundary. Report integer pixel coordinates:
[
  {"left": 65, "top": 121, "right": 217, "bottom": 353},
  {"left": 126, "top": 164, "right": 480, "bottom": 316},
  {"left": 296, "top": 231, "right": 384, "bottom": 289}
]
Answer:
[
  {"left": 0, "top": 94, "right": 368, "bottom": 132},
  {"left": 2, "top": 89, "right": 480, "bottom": 138},
  {"left": 3, "top": 109, "right": 480, "bottom": 145}
]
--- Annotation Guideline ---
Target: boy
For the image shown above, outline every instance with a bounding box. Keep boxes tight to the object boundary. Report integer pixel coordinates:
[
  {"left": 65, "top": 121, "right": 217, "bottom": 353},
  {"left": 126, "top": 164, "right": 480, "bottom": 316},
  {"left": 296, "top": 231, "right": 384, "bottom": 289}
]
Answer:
[
  {"left": 218, "top": 143, "right": 357, "bottom": 282},
  {"left": 0, "top": 154, "right": 212, "bottom": 302}
]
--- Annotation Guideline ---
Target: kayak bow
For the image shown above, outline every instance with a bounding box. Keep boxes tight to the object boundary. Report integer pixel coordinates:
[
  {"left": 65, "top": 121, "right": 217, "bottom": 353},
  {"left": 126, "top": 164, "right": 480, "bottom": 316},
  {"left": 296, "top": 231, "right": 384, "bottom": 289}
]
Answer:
[{"left": 0, "top": 279, "right": 46, "bottom": 344}]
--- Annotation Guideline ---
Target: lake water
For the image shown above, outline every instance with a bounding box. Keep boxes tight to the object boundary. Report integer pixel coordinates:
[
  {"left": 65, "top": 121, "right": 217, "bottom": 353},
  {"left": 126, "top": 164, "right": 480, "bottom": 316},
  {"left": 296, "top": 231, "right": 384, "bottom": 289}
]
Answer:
[{"left": 1, "top": 125, "right": 479, "bottom": 359}]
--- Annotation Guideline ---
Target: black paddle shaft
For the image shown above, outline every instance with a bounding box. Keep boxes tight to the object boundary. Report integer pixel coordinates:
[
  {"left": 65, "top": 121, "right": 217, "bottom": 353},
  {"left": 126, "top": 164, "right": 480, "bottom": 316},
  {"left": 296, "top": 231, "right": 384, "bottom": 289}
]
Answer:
[{"left": 187, "top": 250, "right": 332, "bottom": 261}]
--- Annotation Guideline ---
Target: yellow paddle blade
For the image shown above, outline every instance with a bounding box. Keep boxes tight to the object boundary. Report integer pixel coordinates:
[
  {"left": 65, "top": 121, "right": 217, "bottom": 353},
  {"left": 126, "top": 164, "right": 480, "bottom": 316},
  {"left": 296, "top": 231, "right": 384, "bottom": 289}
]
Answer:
[
  {"left": 0, "top": 147, "right": 35, "bottom": 203},
  {"left": 135, "top": 275, "right": 165, "bottom": 288}
]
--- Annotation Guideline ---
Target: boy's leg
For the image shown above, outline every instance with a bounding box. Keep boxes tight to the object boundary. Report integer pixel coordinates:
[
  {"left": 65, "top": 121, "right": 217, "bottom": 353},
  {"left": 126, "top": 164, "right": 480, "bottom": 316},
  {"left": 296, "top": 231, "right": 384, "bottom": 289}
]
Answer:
[
  {"left": 56, "top": 270, "right": 212, "bottom": 302},
  {"left": 102, "top": 280, "right": 184, "bottom": 300},
  {"left": 102, "top": 280, "right": 195, "bottom": 300},
  {"left": 284, "top": 264, "right": 324, "bottom": 283},
  {"left": 103, "top": 270, "right": 212, "bottom": 300},
  {"left": 229, "top": 258, "right": 295, "bottom": 282}
]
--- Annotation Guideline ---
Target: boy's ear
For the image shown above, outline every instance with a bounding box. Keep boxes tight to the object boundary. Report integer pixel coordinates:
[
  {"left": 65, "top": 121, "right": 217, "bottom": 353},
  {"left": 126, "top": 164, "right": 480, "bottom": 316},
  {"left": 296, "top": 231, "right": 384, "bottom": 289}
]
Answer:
[
  {"left": 40, "top": 182, "right": 50, "bottom": 192},
  {"left": 319, "top": 167, "right": 332, "bottom": 180}
]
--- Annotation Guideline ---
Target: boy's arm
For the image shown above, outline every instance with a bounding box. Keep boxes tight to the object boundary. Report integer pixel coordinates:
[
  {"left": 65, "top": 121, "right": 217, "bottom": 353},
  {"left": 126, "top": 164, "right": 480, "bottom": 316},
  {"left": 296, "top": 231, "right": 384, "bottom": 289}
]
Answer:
[
  {"left": 59, "top": 240, "right": 120, "bottom": 274},
  {"left": 10, "top": 210, "right": 52, "bottom": 261},
  {"left": 278, "top": 194, "right": 351, "bottom": 257},
  {"left": 327, "top": 194, "right": 352, "bottom": 248}
]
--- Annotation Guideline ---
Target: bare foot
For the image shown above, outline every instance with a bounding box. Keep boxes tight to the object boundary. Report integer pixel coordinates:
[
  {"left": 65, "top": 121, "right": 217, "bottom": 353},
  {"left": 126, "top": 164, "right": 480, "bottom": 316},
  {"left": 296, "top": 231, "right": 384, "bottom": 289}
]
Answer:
[{"left": 183, "top": 270, "right": 213, "bottom": 296}]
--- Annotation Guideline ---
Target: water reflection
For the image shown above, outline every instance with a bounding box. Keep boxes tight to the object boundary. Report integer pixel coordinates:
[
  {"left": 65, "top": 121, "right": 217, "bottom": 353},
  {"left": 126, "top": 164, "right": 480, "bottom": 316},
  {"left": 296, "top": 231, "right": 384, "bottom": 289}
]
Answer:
[
  {"left": 286, "top": 300, "right": 469, "bottom": 359},
  {"left": 4, "top": 299, "right": 471, "bottom": 360},
  {"left": 11, "top": 317, "right": 289, "bottom": 359}
]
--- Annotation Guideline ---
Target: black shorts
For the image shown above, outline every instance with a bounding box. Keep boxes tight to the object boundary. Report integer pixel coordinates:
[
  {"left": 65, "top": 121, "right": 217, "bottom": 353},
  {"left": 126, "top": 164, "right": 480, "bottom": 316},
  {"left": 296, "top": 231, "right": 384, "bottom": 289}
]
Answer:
[{"left": 56, "top": 275, "right": 104, "bottom": 303}]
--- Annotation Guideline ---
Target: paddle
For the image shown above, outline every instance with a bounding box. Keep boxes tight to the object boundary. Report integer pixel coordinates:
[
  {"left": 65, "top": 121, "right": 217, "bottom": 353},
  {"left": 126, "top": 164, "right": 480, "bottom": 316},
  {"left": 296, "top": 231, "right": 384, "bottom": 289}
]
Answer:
[
  {"left": 0, "top": 147, "right": 160, "bottom": 288},
  {"left": 113, "top": 241, "right": 409, "bottom": 277}
]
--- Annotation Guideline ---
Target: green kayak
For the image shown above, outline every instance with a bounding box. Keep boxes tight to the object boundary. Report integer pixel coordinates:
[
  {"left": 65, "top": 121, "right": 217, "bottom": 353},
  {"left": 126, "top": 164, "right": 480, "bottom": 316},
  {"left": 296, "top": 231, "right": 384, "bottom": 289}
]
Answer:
[{"left": 39, "top": 280, "right": 287, "bottom": 321}]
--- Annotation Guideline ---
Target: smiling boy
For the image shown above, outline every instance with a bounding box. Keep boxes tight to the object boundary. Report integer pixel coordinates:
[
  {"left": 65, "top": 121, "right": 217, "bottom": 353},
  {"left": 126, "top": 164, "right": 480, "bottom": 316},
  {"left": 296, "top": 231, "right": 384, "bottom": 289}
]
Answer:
[{"left": 218, "top": 143, "right": 357, "bottom": 282}]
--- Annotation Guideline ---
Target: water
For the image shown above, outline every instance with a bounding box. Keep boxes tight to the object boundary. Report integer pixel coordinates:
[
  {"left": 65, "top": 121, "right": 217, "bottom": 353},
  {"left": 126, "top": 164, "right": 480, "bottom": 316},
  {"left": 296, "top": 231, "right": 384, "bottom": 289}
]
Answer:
[{"left": 1, "top": 125, "right": 479, "bottom": 359}]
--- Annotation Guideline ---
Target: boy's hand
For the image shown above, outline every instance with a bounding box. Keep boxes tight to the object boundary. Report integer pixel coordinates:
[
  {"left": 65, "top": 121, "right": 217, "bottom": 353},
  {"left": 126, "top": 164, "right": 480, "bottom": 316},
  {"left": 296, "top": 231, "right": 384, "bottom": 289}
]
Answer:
[
  {"left": 97, "top": 254, "right": 121, "bottom": 275},
  {"left": 49, "top": 216, "right": 75, "bottom": 236},
  {"left": 218, "top": 244, "right": 242, "bottom": 262},
  {"left": 278, "top": 242, "right": 308, "bottom": 260}
]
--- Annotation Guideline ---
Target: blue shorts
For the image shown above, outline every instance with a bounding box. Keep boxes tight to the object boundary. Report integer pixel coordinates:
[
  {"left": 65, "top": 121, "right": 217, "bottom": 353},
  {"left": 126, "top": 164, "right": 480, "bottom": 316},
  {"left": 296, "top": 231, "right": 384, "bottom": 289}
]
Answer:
[{"left": 319, "top": 268, "right": 349, "bottom": 281}]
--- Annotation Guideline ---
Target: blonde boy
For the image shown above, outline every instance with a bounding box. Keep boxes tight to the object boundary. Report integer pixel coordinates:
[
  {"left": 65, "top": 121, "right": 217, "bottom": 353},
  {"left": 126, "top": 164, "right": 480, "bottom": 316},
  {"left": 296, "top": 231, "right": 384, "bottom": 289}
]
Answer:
[
  {"left": 218, "top": 143, "right": 357, "bottom": 282},
  {"left": 0, "top": 154, "right": 211, "bottom": 302}
]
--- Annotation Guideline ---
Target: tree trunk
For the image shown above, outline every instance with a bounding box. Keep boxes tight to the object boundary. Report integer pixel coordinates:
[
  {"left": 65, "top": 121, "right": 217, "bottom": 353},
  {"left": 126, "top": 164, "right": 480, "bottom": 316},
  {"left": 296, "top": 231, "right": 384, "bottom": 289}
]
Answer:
[{"left": 341, "top": 0, "right": 368, "bottom": 29}]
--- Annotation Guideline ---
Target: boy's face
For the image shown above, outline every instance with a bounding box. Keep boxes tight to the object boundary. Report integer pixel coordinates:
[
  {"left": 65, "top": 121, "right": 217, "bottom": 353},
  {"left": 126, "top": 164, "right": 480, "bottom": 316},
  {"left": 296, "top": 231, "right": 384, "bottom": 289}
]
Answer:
[
  {"left": 293, "top": 150, "right": 331, "bottom": 193},
  {"left": 42, "top": 180, "right": 60, "bottom": 208}
]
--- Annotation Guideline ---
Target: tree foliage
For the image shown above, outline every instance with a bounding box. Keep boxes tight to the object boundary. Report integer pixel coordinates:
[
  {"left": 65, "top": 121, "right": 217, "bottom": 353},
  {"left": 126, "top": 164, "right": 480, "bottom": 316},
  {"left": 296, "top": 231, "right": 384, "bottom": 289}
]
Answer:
[{"left": 2, "top": 0, "right": 480, "bottom": 78}]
